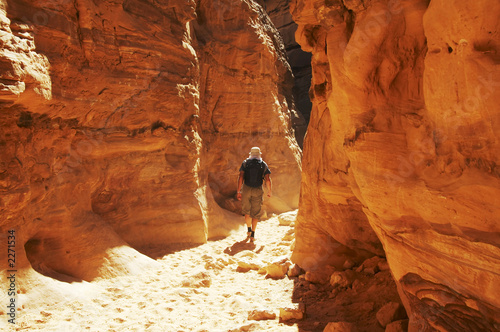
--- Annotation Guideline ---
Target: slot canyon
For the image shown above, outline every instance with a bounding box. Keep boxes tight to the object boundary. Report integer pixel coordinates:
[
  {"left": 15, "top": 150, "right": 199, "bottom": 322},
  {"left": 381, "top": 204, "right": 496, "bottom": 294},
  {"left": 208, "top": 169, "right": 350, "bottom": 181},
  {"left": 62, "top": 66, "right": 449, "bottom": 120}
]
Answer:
[{"left": 0, "top": 0, "right": 498, "bottom": 331}]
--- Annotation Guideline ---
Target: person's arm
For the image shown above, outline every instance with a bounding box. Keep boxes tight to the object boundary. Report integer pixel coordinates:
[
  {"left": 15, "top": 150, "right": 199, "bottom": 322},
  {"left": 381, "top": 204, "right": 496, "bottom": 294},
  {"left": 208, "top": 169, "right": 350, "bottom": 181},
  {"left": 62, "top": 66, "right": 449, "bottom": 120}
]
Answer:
[
  {"left": 236, "top": 171, "right": 245, "bottom": 200},
  {"left": 264, "top": 173, "right": 272, "bottom": 197}
]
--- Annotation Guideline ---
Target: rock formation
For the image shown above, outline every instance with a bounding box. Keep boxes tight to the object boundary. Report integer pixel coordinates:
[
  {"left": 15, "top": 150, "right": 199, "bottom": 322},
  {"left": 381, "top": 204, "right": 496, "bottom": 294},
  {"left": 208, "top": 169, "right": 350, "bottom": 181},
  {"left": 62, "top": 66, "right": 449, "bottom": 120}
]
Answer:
[
  {"left": 0, "top": 0, "right": 301, "bottom": 283},
  {"left": 194, "top": 0, "right": 302, "bottom": 219},
  {"left": 291, "top": 0, "right": 500, "bottom": 330},
  {"left": 263, "top": 0, "right": 312, "bottom": 146}
]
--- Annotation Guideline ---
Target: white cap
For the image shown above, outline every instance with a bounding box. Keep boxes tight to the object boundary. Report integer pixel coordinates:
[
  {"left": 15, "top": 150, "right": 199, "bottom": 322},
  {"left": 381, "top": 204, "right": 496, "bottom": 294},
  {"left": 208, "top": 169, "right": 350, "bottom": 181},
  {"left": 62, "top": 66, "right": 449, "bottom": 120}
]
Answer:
[{"left": 249, "top": 147, "right": 262, "bottom": 157}]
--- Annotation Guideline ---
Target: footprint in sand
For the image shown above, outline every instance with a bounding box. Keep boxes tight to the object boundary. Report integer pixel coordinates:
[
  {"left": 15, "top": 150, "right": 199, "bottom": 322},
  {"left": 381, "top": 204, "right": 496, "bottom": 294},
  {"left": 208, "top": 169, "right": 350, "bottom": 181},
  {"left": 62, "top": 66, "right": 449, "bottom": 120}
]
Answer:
[
  {"left": 106, "top": 287, "right": 129, "bottom": 300},
  {"left": 40, "top": 311, "right": 52, "bottom": 317},
  {"left": 23, "top": 215, "right": 302, "bottom": 331},
  {"left": 105, "top": 287, "right": 122, "bottom": 293}
]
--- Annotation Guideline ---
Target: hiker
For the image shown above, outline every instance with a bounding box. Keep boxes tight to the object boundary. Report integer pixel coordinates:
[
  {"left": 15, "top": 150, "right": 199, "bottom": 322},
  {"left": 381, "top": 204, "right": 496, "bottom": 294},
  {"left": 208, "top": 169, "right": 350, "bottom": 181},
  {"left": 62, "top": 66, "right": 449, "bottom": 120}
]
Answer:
[{"left": 236, "top": 147, "right": 272, "bottom": 242}]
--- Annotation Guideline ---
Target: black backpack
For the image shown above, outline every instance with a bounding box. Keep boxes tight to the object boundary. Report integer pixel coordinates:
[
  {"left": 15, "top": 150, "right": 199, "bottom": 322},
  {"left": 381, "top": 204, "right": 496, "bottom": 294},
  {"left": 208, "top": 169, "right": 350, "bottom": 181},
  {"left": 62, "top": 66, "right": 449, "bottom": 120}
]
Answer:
[{"left": 243, "top": 159, "right": 266, "bottom": 188}]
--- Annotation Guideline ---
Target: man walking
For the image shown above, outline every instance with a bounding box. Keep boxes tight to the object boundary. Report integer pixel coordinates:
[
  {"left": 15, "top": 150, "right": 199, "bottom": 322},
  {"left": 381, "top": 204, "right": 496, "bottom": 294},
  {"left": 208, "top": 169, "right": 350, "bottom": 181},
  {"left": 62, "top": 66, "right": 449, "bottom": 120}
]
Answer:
[{"left": 236, "top": 147, "right": 272, "bottom": 242}]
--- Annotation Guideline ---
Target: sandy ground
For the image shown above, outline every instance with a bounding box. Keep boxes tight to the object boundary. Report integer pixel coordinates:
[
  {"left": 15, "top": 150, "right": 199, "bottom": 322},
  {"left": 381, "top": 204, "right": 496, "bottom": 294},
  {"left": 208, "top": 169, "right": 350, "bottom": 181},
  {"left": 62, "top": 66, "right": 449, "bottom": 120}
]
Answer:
[
  {"left": 3, "top": 210, "right": 404, "bottom": 332},
  {"left": 4, "top": 213, "right": 302, "bottom": 332}
]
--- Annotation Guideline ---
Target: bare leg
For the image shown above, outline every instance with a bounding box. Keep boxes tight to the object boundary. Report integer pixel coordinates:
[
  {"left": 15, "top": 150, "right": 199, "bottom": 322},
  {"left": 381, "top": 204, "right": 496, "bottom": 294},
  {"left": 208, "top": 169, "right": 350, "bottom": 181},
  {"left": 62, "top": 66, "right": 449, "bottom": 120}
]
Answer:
[
  {"left": 245, "top": 215, "right": 252, "bottom": 238},
  {"left": 249, "top": 218, "right": 258, "bottom": 242},
  {"left": 245, "top": 215, "right": 252, "bottom": 228},
  {"left": 252, "top": 218, "right": 258, "bottom": 232}
]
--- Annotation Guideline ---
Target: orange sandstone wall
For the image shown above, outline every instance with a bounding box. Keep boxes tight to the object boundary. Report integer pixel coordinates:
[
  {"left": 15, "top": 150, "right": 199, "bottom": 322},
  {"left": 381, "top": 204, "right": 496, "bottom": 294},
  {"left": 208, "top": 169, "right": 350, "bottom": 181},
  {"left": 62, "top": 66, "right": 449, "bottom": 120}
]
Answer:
[
  {"left": 0, "top": 0, "right": 301, "bottom": 281},
  {"left": 194, "top": 0, "right": 302, "bottom": 219},
  {"left": 263, "top": 0, "right": 313, "bottom": 147},
  {"left": 291, "top": 0, "right": 500, "bottom": 330}
]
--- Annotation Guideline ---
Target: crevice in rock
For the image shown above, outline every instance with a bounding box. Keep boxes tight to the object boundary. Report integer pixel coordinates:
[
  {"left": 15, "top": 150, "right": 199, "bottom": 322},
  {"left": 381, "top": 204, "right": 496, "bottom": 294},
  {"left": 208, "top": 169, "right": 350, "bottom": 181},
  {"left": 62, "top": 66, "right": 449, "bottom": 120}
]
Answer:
[
  {"left": 263, "top": 0, "right": 312, "bottom": 132},
  {"left": 17, "top": 111, "right": 33, "bottom": 128},
  {"left": 210, "top": 95, "right": 221, "bottom": 133},
  {"left": 73, "top": 0, "right": 89, "bottom": 67},
  {"left": 25, "top": 237, "right": 84, "bottom": 283},
  {"left": 150, "top": 120, "right": 175, "bottom": 133}
]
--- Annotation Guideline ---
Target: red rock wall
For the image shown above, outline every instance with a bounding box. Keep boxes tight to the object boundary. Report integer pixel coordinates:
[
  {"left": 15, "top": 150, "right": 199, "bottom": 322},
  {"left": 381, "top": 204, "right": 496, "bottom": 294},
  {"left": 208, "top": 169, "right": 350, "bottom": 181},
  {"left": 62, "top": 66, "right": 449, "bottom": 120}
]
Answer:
[
  {"left": 0, "top": 0, "right": 301, "bottom": 281},
  {"left": 263, "top": 0, "right": 312, "bottom": 147},
  {"left": 291, "top": 0, "right": 500, "bottom": 330},
  {"left": 194, "top": 0, "right": 302, "bottom": 220}
]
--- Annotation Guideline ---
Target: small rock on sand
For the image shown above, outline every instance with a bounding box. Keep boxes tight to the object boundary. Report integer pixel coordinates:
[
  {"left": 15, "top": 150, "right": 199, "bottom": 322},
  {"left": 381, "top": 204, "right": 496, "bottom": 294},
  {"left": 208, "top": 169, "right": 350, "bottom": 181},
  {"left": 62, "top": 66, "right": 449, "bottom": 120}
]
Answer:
[
  {"left": 287, "top": 264, "right": 304, "bottom": 278},
  {"left": 279, "top": 303, "right": 305, "bottom": 321},
  {"left": 265, "top": 256, "right": 291, "bottom": 279},
  {"left": 248, "top": 309, "right": 277, "bottom": 321},
  {"left": 278, "top": 211, "right": 297, "bottom": 226}
]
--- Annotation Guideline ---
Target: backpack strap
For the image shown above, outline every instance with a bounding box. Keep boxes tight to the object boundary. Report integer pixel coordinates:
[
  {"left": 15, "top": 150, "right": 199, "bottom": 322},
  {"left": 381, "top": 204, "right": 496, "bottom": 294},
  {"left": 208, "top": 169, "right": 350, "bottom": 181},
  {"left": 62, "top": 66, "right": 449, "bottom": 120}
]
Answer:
[{"left": 244, "top": 158, "right": 264, "bottom": 169}]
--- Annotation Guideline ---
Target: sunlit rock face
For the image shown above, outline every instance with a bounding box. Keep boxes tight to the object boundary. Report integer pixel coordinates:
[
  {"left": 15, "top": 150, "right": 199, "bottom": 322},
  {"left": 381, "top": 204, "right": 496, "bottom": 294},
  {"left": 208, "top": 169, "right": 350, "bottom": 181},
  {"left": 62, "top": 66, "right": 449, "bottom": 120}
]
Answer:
[
  {"left": 0, "top": 0, "right": 300, "bottom": 281},
  {"left": 194, "top": 0, "right": 302, "bottom": 219},
  {"left": 291, "top": 0, "right": 500, "bottom": 330}
]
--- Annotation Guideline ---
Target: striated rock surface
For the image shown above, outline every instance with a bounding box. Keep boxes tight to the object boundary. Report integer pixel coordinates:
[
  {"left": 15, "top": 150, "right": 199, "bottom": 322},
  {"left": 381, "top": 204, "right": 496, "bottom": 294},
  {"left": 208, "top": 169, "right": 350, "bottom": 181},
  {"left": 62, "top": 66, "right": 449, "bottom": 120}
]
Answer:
[
  {"left": 194, "top": 0, "right": 302, "bottom": 219},
  {"left": 0, "top": 0, "right": 301, "bottom": 284},
  {"left": 291, "top": 0, "right": 500, "bottom": 330},
  {"left": 263, "top": 0, "right": 312, "bottom": 146}
]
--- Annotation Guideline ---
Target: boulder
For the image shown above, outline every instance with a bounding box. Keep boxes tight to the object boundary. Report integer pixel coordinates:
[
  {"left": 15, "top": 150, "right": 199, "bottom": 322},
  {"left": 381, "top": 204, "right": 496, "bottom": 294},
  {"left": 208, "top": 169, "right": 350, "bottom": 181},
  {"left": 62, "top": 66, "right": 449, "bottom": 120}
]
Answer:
[
  {"left": 361, "top": 256, "right": 383, "bottom": 275},
  {"left": 385, "top": 319, "right": 409, "bottom": 332},
  {"left": 323, "top": 321, "right": 359, "bottom": 332},
  {"left": 288, "top": 264, "right": 304, "bottom": 278},
  {"left": 376, "top": 302, "right": 407, "bottom": 328},
  {"left": 235, "top": 251, "right": 266, "bottom": 271},
  {"left": 278, "top": 210, "right": 298, "bottom": 226},
  {"left": 330, "top": 270, "right": 356, "bottom": 289},
  {"left": 343, "top": 259, "right": 355, "bottom": 270},
  {"left": 248, "top": 309, "right": 277, "bottom": 321},
  {"left": 304, "top": 266, "right": 335, "bottom": 284},
  {"left": 279, "top": 303, "right": 305, "bottom": 321},
  {"left": 265, "top": 256, "right": 291, "bottom": 279}
]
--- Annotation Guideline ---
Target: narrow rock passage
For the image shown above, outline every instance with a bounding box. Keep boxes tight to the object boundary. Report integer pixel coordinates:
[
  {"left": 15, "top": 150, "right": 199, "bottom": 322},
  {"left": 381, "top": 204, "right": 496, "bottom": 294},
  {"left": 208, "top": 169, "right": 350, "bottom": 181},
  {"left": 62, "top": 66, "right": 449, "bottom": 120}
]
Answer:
[
  {"left": 12, "top": 210, "right": 403, "bottom": 332},
  {"left": 15, "top": 212, "right": 300, "bottom": 331}
]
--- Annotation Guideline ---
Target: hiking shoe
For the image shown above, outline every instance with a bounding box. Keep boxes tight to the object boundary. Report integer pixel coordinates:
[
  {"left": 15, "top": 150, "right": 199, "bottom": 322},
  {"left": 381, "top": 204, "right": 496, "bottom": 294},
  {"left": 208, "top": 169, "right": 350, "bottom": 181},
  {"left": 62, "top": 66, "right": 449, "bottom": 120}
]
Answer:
[
  {"left": 250, "top": 236, "right": 255, "bottom": 243},
  {"left": 247, "top": 232, "right": 252, "bottom": 239}
]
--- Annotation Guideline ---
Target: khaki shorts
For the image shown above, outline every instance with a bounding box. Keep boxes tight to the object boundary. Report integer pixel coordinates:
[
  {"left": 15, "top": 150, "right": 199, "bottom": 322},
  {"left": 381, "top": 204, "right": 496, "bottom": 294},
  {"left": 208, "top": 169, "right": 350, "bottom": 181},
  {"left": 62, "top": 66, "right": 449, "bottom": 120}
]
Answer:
[{"left": 241, "top": 184, "right": 264, "bottom": 220}]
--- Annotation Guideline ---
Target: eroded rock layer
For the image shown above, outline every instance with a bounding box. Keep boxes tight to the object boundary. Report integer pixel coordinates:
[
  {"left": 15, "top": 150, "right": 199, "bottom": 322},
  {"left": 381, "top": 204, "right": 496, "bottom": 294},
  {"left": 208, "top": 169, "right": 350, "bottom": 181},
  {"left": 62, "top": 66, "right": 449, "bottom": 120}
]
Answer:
[
  {"left": 0, "top": 0, "right": 301, "bottom": 282},
  {"left": 291, "top": 0, "right": 500, "bottom": 330},
  {"left": 263, "top": 0, "right": 312, "bottom": 146},
  {"left": 194, "top": 0, "right": 302, "bottom": 219}
]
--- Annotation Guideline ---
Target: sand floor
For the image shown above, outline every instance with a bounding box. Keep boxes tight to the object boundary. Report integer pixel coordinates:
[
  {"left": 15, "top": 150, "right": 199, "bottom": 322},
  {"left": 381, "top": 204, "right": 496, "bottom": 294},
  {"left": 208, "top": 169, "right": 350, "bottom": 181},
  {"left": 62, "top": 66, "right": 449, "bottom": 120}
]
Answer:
[
  {"left": 4, "top": 210, "right": 403, "bottom": 332},
  {"left": 7, "top": 213, "right": 302, "bottom": 332}
]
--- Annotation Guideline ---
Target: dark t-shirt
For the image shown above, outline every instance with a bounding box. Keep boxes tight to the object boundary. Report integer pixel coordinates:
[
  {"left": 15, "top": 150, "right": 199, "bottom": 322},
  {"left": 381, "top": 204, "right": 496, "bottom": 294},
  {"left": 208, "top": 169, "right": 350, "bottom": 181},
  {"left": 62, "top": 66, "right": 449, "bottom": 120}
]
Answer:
[{"left": 239, "top": 158, "right": 271, "bottom": 188}]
